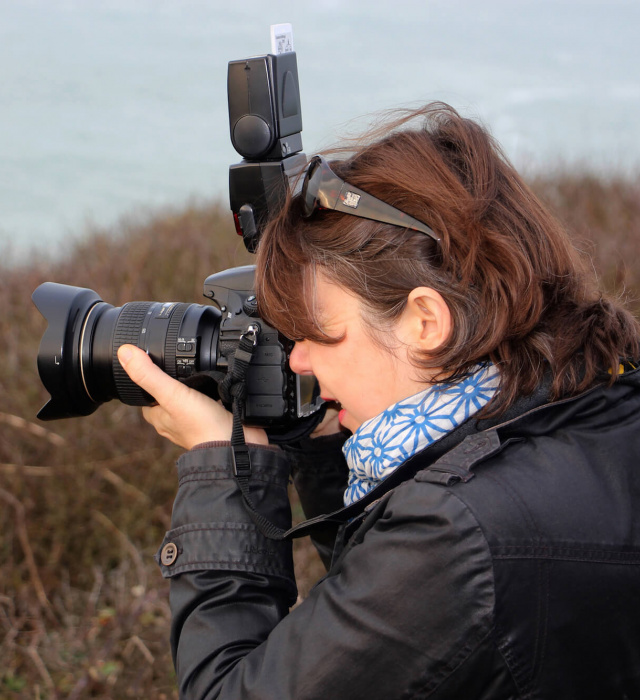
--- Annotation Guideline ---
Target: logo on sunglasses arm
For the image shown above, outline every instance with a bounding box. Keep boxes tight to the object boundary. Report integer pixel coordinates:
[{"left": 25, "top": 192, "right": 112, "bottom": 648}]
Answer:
[{"left": 343, "top": 191, "right": 361, "bottom": 209}]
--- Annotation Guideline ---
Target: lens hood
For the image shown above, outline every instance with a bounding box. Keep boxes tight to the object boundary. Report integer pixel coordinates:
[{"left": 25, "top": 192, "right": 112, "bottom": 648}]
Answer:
[{"left": 32, "top": 282, "right": 104, "bottom": 420}]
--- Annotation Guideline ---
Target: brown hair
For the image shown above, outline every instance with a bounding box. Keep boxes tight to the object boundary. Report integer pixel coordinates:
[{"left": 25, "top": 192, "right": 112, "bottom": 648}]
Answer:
[{"left": 256, "top": 103, "right": 640, "bottom": 416}]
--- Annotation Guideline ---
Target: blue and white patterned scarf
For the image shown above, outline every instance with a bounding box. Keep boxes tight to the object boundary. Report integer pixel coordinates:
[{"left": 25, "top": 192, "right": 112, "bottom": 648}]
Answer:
[{"left": 342, "top": 363, "right": 501, "bottom": 505}]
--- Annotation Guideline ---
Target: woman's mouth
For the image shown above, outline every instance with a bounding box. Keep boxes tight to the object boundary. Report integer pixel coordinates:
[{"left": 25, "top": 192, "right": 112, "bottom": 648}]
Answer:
[{"left": 320, "top": 395, "right": 342, "bottom": 410}]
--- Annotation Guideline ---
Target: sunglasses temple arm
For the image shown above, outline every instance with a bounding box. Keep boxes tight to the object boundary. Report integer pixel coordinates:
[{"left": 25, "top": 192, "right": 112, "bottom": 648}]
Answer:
[{"left": 332, "top": 184, "right": 441, "bottom": 242}]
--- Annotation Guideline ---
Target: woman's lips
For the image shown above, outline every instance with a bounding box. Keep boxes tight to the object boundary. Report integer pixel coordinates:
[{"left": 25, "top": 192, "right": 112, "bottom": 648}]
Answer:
[{"left": 321, "top": 396, "right": 341, "bottom": 408}]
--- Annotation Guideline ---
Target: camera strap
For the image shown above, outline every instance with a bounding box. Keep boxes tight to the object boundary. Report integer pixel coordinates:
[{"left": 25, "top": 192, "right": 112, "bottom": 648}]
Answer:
[{"left": 222, "top": 324, "right": 287, "bottom": 541}]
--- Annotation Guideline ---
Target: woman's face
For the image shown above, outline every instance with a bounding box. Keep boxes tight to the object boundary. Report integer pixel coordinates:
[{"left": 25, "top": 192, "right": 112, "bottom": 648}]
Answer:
[{"left": 289, "top": 273, "right": 434, "bottom": 434}]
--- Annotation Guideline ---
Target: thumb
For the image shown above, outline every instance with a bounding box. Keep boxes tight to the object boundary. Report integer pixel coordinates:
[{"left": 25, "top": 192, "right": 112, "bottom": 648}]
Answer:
[{"left": 117, "top": 344, "right": 180, "bottom": 405}]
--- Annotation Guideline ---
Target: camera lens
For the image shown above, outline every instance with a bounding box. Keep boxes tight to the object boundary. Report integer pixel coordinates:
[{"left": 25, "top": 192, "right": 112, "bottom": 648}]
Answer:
[{"left": 32, "top": 282, "right": 221, "bottom": 420}]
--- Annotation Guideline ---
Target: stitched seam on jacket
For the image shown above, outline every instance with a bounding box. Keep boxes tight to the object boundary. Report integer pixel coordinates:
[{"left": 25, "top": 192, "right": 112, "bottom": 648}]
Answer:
[
  {"left": 166, "top": 522, "right": 265, "bottom": 536},
  {"left": 495, "top": 544, "right": 640, "bottom": 553},
  {"left": 534, "top": 559, "right": 550, "bottom": 688},
  {"left": 499, "top": 643, "right": 530, "bottom": 697},
  {"left": 166, "top": 559, "right": 287, "bottom": 569},
  {"left": 493, "top": 553, "right": 640, "bottom": 564},
  {"left": 164, "top": 562, "right": 293, "bottom": 578}
]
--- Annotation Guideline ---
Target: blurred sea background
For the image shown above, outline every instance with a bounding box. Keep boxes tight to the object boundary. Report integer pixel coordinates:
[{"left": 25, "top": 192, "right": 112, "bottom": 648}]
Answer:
[{"left": 1, "top": 0, "right": 639, "bottom": 263}]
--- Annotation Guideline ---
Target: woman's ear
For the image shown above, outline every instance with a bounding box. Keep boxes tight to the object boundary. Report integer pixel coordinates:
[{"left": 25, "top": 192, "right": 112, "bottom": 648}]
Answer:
[{"left": 400, "top": 287, "right": 452, "bottom": 351}]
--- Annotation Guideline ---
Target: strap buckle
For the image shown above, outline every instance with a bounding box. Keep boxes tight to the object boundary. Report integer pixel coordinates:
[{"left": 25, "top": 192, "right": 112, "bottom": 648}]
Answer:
[{"left": 231, "top": 443, "right": 251, "bottom": 478}]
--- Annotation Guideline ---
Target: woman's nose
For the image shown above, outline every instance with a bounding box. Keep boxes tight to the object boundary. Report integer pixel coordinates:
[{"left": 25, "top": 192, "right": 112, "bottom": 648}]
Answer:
[{"left": 289, "top": 340, "right": 312, "bottom": 375}]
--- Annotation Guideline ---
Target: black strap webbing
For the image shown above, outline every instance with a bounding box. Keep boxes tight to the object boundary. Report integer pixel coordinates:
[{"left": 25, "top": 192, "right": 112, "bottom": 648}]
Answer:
[{"left": 223, "top": 325, "right": 287, "bottom": 541}]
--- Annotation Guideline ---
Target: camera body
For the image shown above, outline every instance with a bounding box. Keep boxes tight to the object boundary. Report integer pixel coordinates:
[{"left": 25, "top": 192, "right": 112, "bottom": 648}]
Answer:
[
  {"left": 32, "top": 33, "right": 323, "bottom": 433},
  {"left": 201, "top": 265, "right": 320, "bottom": 425}
]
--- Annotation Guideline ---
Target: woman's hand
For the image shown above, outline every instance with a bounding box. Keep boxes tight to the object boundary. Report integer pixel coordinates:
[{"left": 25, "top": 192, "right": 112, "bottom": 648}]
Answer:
[{"left": 117, "top": 344, "right": 268, "bottom": 450}]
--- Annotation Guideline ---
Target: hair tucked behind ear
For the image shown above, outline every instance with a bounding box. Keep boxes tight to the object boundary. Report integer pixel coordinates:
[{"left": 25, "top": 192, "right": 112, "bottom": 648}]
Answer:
[{"left": 256, "top": 102, "right": 640, "bottom": 417}]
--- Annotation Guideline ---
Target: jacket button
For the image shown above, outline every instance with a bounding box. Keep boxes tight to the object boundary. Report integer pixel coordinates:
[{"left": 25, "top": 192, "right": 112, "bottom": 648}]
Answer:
[{"left": 160, "top": 542, "right": 178, "bottom": 566}]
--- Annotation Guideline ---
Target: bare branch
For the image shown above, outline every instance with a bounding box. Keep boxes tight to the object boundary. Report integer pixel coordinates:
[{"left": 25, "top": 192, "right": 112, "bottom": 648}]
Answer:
[
  {"left": 0, "top": 412, "right": 66, "bottom": 446},
  {"left": 0, "top": 488, "right": 54, "bottom": 617},
  {"left": 0, "top": 464, "right": 54, "bottom": 476},
  {"left": 92, "top": 510, "right": 147, "bottom": 591}
]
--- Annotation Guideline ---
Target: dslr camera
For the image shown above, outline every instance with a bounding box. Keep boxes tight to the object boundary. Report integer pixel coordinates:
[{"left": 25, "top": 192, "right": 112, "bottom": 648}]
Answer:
[{"left": 32, "top": 29, "right": 323, "bottom": 436}]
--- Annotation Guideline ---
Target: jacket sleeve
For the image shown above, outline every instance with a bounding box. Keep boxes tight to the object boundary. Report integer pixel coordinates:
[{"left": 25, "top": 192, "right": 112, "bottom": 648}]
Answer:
[{"left": 157, "top": 443, "right": 505, "bottom": 700}]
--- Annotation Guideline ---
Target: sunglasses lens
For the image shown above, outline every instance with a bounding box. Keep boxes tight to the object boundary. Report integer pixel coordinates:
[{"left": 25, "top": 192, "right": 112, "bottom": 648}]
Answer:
[{"left": 301, "top": 158, "right": 322, "bottom": 217}]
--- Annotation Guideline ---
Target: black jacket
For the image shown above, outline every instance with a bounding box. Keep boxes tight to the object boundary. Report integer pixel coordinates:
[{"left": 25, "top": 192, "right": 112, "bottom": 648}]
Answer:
[{"left": 156, "top": 369, "right": 640, "bottom": 699}]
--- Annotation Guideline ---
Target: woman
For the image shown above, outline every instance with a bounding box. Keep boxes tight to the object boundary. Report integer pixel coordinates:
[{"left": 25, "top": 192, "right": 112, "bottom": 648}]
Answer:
[{"left": 118, "top": 104, "right": 640, "bottom": 698}]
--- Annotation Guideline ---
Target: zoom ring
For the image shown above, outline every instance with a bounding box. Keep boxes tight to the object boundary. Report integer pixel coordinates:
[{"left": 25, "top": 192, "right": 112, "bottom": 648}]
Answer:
[{"left": 112, "top": 302, "right": 154, "bottom": 405}]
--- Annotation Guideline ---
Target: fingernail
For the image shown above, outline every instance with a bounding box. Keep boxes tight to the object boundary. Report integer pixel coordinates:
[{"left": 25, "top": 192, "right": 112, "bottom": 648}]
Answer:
[{"left": 118, "top": 345, "right": 133, "bottom": 365}]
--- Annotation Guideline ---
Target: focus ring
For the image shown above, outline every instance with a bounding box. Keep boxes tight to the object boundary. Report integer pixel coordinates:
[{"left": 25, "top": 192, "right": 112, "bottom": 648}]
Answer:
[{"left": 112, "top": 302, "right": 154, "bottom": 405}]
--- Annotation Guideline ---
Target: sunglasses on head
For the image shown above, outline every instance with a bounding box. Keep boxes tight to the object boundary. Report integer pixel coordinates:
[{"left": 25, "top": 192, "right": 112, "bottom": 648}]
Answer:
[{"left": 300, "top": 155, "right": 440, "bottom": 243}]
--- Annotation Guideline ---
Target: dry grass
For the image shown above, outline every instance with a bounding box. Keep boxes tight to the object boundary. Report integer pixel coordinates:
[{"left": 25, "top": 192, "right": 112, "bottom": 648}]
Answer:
[{"left": 0, "top": 173, "right": 639, "bottom": 697}]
